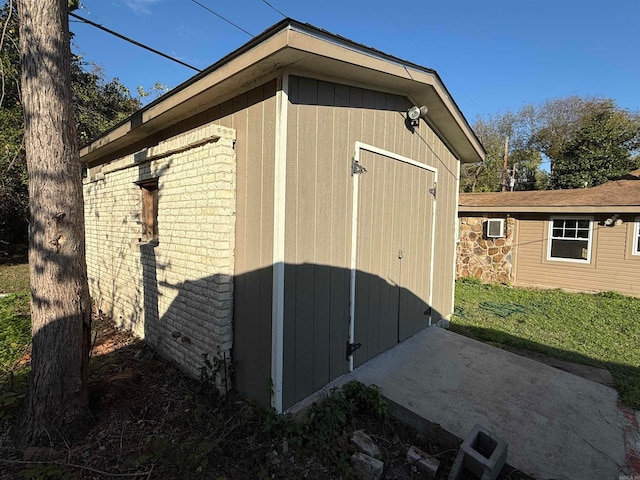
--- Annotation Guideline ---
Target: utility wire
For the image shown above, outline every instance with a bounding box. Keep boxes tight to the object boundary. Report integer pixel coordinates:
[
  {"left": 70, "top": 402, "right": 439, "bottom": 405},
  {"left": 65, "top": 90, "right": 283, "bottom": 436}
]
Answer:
[
  {"left": 68, "top": 12, "right": 202, "bottom": 72},
  {"left": 260, "top": 0, "right": 287, "bottom": 18},
  {"left": 190, "top": 0, "right": 254, "bottom": 37}
]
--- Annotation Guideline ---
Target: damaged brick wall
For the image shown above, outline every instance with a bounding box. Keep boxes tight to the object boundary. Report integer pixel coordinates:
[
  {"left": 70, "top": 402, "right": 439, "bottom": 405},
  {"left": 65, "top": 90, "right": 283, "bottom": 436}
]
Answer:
[{"left": 456, "top": 216, "right": 515, "bottom": 284}]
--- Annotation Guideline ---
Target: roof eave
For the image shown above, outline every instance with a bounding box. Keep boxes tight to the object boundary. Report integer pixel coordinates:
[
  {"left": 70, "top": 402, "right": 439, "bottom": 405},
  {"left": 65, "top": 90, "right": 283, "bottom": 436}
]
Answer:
[
  {"left": 459, "top": 205, "right": 640, "bottom": 214},
  {"left": 81, "top": 19, "right": 484, "bottom": 166}
]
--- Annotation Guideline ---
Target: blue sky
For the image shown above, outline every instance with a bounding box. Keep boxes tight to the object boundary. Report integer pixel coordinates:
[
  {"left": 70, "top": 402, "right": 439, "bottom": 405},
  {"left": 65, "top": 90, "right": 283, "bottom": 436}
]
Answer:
[{"left": 71, "top": 0, "right": 640, "bottom": 124}]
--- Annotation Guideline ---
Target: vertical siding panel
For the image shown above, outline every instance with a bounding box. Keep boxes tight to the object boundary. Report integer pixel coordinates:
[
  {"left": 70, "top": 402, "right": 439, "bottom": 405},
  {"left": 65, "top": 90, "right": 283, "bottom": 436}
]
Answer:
[
  {"left": 361, "top": 89, "right": 376, "bottom": 146},
  {"left": 377, "top": 153, "right": 395, "bottom": 353},
  {"left": 259, "top": 84, "right": 276, "bottom": 390},
  {"left": 329, "top": 83, "right": 351, "bottom": 380},
  {"left": 294, "top": 77, "right": 318, "bottom": 402},
  {"left": 367, "top": 152, "right": 383, "bottom": 356},
  {"left": 283, "top": 76, "right": 299, "bottom": 409},
  {"left": 354, "top": 152, "right": 374, "bottom": 364},
  {"left": 235, "top": 91, "right": 265, "bottom": 400},
  {"left": 313, "top": 81, "right": 334, "bottom": 390}
]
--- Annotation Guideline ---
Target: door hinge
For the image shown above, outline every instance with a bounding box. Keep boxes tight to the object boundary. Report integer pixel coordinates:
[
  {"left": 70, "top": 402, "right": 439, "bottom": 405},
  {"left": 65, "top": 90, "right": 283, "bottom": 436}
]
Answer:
[
  {"left": 428, "top": 185, "right": 436, "bottom": 198},
  {"left": 352, "top": 159, "right": 367, "bottom": 176},
  {"left": 346, "top": 341, "right": 362, "bottom": 360}
]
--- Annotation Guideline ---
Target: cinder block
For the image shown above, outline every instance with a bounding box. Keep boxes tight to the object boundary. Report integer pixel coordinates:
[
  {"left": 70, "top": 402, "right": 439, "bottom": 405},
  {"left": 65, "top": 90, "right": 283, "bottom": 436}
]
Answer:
[
  {"left": 448, "top": 424, "right": 507, "bottom": 480},
  {"left": 406, "top": 445, "right": 440, "bottom": 478}
]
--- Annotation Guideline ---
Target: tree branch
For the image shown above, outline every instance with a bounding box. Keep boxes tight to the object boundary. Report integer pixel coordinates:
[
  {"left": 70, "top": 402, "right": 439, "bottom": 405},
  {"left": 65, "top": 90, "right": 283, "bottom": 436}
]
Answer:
[{"left": 0, "top": 458, "right": 154, "bottom": 477}]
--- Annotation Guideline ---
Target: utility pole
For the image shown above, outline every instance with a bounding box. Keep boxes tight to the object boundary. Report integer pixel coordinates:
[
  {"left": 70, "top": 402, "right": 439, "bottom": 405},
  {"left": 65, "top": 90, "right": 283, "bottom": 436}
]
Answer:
[{"left": 501, "top": 136, "right": 509, "bottom": 192}]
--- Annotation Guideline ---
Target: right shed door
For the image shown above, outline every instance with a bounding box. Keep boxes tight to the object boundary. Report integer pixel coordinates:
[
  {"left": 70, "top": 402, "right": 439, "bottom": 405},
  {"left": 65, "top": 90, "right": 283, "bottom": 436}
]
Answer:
[{"left": 353, "top": 148, "right": 435, "bottom": 368}]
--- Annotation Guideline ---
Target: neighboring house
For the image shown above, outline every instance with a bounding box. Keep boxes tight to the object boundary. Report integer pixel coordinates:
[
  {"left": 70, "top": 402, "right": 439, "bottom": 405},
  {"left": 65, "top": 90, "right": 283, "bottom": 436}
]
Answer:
[
  {"left": 81, "top": 18, "right": 484, "bottom": 412},
  {"left": 457, "top": 169, "right": 640, "bottom": 297}
]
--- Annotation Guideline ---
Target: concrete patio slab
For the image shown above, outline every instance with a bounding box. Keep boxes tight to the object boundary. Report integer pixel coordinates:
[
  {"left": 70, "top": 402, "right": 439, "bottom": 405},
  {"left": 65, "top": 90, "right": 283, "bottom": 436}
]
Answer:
[{"left": 336, "top": 327, "right": 630, "bottom": 480}]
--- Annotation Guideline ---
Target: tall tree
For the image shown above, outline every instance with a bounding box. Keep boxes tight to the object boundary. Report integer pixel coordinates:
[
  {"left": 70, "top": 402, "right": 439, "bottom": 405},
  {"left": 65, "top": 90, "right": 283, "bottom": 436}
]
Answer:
[
  {"left": 462, "top": 109, "right": 543, "bottom": 192},
  {"left": 0, "top": 0, "right": 142, "bottom": 247},
  {"left": 549, "top": 102, "right": 640, "bottom": 188},
  {"left": 16, "top": 0, "right": 91, "bottom": 446},
  {"left": 462, "top": 96, "right": 640, "bottom": 192}
]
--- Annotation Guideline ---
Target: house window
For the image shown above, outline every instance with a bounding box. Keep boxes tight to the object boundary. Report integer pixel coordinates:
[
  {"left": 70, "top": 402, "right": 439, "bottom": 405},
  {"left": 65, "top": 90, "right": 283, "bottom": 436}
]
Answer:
[
  {"left": 633, "top": 217, "right": 640, "bottom": 256},
  {"left": 138, "top": 178, "right": 158, "bottom": 242},
  {"left": 548, "top": 217, "right": 592, "bottom": 263}
]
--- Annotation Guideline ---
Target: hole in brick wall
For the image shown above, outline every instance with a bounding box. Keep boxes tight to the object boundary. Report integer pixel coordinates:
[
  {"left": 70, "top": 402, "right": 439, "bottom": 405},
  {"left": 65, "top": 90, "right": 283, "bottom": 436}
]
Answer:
[{"left": 472, "top": 431, "right": 497, "bottom": 459}]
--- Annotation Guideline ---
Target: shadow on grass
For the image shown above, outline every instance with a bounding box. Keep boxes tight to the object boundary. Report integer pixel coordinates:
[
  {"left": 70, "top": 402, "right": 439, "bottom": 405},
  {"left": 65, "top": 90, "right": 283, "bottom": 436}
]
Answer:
[{"left": 449, "top": 322, "right": 640, "bottom": 410}]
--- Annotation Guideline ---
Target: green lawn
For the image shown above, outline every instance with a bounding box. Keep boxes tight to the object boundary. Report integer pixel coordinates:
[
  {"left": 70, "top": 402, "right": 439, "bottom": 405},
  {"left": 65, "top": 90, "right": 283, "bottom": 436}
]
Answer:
[
  {"left": 452, "top": 278, "right": 640, "bottom": 409},
  {"left": 0, "top": 260, "right": 30, "bottom": 371},
  {"left": 0, "top": 292, "right": 30, "bottom": 371},
  {"left": 0, "top": 261, "right": 29, "bottom": 294}
]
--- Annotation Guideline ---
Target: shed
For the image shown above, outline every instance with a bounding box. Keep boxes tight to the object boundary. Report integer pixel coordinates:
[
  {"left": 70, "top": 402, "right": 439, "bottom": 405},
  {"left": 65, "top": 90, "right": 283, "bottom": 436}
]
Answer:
[
  {"left": 457, "top": 169, "right": 640, "bottom": 297},
  {"left": 82, "top": 19, "right": 484, "bottom": 411}
]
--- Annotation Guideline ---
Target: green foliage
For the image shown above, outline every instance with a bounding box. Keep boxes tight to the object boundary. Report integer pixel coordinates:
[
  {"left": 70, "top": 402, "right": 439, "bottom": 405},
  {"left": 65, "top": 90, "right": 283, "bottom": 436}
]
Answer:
[
  {"left": 0, "top": 1, "right": 142, "bottom": 243},
  {"left": 262, "top": 381, "right": 388, "bottom": 476},
  {"left": 452, "top": 281, "right": 640, "bottom": 409},
  {"left": 457, "top": 275, "right": 484, "bottom": 286},
  {"left": 149, "top": 432, "right": 214, "bottom": 477},
  {"left": 550, "top": 103, "right": 640, "bottom": 188},
  {"left": 72, "top": 61, "right": 141, "bottom": 144},
  {"left": 463, "top": 108, "right": 543, "bottom": 193},
  {"left": 464, "top": 96, "right": 640, "bottom": 193}
]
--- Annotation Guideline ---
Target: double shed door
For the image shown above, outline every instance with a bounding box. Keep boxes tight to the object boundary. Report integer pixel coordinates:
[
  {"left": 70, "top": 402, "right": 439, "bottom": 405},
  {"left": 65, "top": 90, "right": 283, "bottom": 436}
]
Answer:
[{"left": 353, "top": 148, "right": 435, "bottom": 367}]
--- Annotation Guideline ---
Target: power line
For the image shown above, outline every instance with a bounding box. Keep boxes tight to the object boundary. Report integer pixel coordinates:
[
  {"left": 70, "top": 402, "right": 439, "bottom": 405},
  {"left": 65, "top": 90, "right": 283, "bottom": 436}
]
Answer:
[
  {"left": 68, "top": 12, "right": 202, "bottom": 73},
  {"left": 190, "top": 0, "right": 254, "bottom": 37},
  {"left": 260, "top": 0, "right": 287, "bottom": 18}
]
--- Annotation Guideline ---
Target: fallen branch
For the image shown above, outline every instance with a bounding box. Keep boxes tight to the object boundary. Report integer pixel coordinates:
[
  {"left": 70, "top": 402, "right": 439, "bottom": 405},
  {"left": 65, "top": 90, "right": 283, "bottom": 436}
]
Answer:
[{"left": 0, "top": 458, "right": 154, "bottom": 477}]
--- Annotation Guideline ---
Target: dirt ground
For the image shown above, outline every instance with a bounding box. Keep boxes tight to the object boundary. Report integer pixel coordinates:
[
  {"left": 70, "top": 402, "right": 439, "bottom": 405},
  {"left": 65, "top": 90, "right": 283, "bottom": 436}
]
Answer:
[{"left": 0, "top": 313, "right": 529, "bottom": 479}]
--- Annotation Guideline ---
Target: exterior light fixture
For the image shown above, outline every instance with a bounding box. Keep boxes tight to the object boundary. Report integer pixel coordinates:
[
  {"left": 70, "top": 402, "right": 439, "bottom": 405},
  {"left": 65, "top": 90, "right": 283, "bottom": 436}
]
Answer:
[
  {"left": 407, "top": 105, "right": 428, "bottom": 127},
  {"left": 604, "top": 215, "right": 623, "bottom": 226}
]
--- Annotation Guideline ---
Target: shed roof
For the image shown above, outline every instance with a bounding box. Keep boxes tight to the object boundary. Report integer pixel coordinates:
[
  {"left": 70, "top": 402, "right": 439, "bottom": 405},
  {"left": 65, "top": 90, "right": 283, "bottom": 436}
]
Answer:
[
  {"left": 80, "top": 18, "right": 484, "bottom": 167},
  {"left": 459, "top": 169, "right": 640, "bottom": 214}
]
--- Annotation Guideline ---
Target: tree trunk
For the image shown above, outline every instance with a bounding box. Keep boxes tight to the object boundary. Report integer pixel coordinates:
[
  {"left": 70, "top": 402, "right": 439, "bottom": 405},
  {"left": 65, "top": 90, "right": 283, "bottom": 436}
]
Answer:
[{"left": 16, "top": 0, "right": 91, "bottom": 447}]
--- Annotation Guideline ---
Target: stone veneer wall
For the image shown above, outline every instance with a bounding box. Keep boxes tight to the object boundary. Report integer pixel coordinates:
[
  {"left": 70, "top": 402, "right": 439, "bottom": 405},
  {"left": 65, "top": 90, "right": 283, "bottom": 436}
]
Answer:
[
  {"left": 83, "top": 122, "right": 236, "bottom": 384},
  {"left": 456, "top": 216, "right": 515, "bottom": 283}
]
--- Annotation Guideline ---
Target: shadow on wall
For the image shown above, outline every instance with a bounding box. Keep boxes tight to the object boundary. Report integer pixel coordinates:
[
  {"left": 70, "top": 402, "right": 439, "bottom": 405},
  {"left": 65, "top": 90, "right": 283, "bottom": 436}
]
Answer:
[{"left": 135, "top": 259, "right": 444, "bottom": 410}]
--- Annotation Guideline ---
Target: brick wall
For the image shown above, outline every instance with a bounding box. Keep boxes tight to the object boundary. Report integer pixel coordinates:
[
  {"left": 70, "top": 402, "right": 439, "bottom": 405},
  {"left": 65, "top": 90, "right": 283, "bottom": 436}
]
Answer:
[
  {"left": 83, "top": 122, "right": 236, "bottom": 386},
  {"left": 456, "top": 216, "right": 515, "bottom": 284}
]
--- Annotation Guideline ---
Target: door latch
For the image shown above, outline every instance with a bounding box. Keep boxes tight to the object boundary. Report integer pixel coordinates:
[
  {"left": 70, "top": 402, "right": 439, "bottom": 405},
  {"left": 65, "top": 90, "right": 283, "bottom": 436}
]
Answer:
[
  {"left": 398, "top": 249, "right": 404, "bottom": 259},
  {"left": 346, "top": 341, "right": 362, "bottom": 360}
]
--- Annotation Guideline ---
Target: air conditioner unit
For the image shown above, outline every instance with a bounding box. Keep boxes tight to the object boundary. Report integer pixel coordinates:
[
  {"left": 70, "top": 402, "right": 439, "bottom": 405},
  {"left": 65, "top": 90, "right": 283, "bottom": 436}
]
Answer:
[{"left": 486, "top": 219, "right": 505, "bottom": 238}]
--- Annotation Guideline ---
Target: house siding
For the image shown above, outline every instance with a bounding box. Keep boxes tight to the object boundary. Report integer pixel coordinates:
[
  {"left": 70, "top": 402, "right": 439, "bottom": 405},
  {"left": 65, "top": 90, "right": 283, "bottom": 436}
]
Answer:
[
  {"left": 282, "top": 76, "right": 460, "bottom": 408},
  {"left": 198, "top": 81, "right": 278, "bottom": 405},
  {"left": 84, "top": 123, "right": 237, "bottom": 383},
  {"left": 513, "top": 214, "right": 640, "bottom": 297}
]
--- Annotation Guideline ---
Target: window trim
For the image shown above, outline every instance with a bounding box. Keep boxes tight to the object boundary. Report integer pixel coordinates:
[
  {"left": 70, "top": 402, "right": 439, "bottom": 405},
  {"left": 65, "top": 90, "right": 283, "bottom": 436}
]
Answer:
[
  {"left": 633, "top": 217, "right": 640, "bottom": 256},
  {"left": 546, "top": 216, "right": 593, "bottom": 264}
]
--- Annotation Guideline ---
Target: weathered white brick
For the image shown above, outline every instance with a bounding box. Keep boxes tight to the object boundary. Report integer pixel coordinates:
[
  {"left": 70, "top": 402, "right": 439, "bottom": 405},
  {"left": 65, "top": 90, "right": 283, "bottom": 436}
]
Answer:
[{"left": 84, "top": 122, "right": 236, "bottom": 393}]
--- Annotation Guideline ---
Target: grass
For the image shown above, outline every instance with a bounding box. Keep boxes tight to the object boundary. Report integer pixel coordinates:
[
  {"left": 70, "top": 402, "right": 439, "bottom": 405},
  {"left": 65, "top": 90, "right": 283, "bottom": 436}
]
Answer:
[
  {"left": 0, "top": 292, "right": 31, "bottom": 371},
  {"left": 0, "top": 260, "right": 29, "bottom": 294},
  {"left": 452, "top": 278, "right": 640, "bottom": 409},
  {"left": 0, "top": 259, "right": 30, "bottom": 371}
]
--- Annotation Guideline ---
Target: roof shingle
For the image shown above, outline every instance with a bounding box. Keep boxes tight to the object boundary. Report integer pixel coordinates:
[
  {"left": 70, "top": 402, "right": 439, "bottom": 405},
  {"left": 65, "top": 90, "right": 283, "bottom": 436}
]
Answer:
[{"left": 459, "top": 169, "right": 640, "bottom": 213}]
